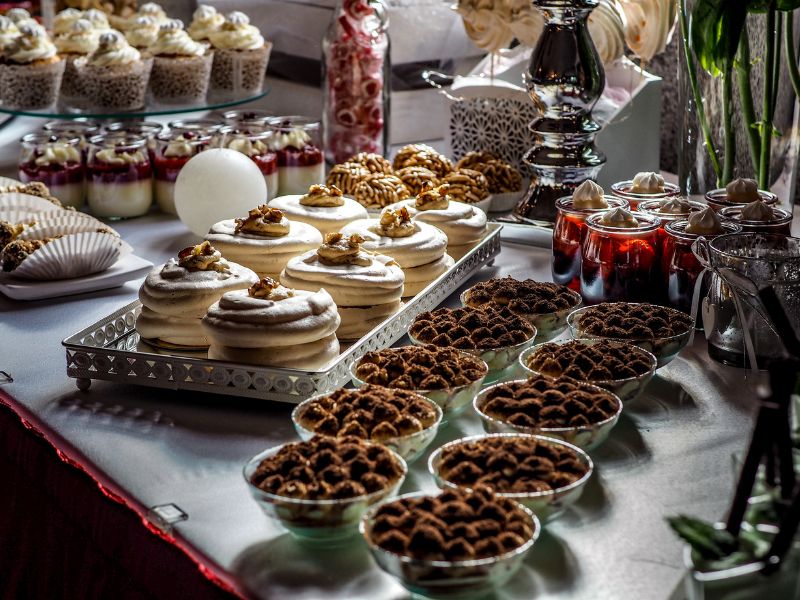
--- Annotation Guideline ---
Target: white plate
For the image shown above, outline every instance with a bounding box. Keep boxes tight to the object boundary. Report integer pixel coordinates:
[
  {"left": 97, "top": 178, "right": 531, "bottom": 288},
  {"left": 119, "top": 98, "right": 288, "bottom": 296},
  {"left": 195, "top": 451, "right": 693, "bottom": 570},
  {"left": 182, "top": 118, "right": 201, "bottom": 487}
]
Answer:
[{"left": 0, "top": 253, "right": 153, "bottom": 300}]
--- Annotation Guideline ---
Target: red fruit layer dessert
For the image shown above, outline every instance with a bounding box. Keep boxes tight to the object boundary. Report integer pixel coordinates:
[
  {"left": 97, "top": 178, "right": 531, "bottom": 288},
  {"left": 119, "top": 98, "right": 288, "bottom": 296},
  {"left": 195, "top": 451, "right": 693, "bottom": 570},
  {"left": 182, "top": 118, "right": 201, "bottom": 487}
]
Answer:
[
  {"left": 267, "top": 117, "right": 325, "bottom": 195},
  {"left": 153, "top": 132, "right": 212, "bottom": 214},
  {"left": 87, "top": 135, "right": 152, "bottom": 219},
  {"left": 18, "top": 134, "right": 84, "bottom": 209}
]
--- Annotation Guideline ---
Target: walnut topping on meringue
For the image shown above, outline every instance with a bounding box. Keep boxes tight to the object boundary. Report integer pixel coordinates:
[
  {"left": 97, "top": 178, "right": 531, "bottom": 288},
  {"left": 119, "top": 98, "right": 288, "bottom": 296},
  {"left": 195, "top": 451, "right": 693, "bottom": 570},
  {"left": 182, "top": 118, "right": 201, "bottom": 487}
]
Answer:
[
  {"left": 317, "top": 233, "right": 372, "bottom": 266},
  {"left": 415, "top": 182, "right": 451, "bottom": 211},
  {"left": 177, "top": 240, "right": 229, "bottom": 272},
  {"left": 299, "top": 184, "right": 345, "bottom": 207},
  {"left": 234, "top": 205, "right": 289, "bottom": 236},
  {"left": 376, "top": 207, "right": 416, "bottom": 238},
  {"left": 248, "top": 276, "right": 295, "bottom": 300}
]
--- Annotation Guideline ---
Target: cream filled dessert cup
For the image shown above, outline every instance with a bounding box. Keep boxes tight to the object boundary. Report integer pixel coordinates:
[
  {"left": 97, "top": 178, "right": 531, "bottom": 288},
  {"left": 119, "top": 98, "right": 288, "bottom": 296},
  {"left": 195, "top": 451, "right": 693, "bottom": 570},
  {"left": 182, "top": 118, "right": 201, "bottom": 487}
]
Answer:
[
  {"left": 206, "top": 205, "right": 323, "bottom": 278},
  {"left": 340, "top": 207, "right": 453, "bottom": 297},
  {"left": 18, "top": 133, "right": 84, "bottom": 209},
  {"left": 270, "top": 184, "right": 368, "bottom": 236},
  {"left": 610, "top": 171, "right": 680, "bottom": 211},
  {"left": 281, "top": 233, "right": 405, "bottom": 340},
  {"left": 0, "top": 25, "right": 65, "bottom": 110},
  {"left": 152, "top": 130, "right": 213, "bottom": 214},
  {"left": 54, "top": 18, "right": 99, "bottom": 108},
  {"left": 203, "top": 277, "right": 340, "bottom": 369},
  {"left": 137, "top": 241, "right": 258, "bottom": 348},
  {"left": 208, "top": 11, "right": 271, "bottom": 97},
  {"left": 147, "top": 19, "right": 213, "bottom": 105},
  {"left": 266, "top": 117, "right": 326, "bottom": 195},
  {"left": 384, "top": 183, "right": 488, "bottom": 260},
  {"left": 75, "top": 31, "right": 152, "bottom": 112},
  {"left": 86, "top": 133, "right": 152, "bottom": 219},
  {"left": 220, "top": 126, "right": 278, "bottom": 199}
]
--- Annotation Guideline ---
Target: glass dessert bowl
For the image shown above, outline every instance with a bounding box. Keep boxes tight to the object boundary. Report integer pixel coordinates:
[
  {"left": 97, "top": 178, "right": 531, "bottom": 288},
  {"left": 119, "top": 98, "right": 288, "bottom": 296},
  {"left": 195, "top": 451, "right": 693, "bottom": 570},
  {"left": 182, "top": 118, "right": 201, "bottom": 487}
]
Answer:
[
  {"left": 718, "top": 205, "right": 793, "bottom": 236},
  {"left": 18, "top": 132, "right": 84, "bottom": 209},
  {"left": 291, "top": 387, "right": 443, "bottom": 463},
  {"left": 244, "top": 436, "right": 407, "bottom": 544},
  {"left": 552, "top": 193, "right": 629, "bottom": 291},
  {"left": 705, "top": 182, "right": 778, "bottom": 212},
  {"left": 86, "top": 132, "right": 153, "bottom": 219},
  {"left": 567, "top": 303, "right": 693, "bottom": 368},
  {"left": 266, "top": 116, "right": 325, "bottom": 195},
  {"left": 519, "top": 337, "right": 657, "bottom": 403},
  {"left": 474, "top": 375, "right": 623, "bottom": 449},
  {"left": 349, "top": 345, "right": 488, "bottom": 422},
  {"left": 219, "top": 125, "right": 279, "bottom": 199},
  {"left": 152, "top": 130, "right": 213, "bottom": 214},
  {"left": 610, "top": 173, "right": 680, "bottom": 211},
  {"left": 428, "top": 433, "right": 594, "bottom": 521},
  {"left": 361, "top": 488, "right": 540, "bottom": 599}
]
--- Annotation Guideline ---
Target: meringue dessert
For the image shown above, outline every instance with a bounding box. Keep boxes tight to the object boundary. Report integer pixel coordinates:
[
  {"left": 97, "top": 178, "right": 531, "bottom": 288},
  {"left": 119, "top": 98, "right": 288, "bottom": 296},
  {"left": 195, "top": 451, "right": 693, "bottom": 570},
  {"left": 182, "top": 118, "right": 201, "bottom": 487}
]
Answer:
[
  {"left": 280, "top": 233, "right": 405, "bottom": 340},
  {"left": 725, "top": 178, "right": 759, "bottom": 204},
  {"left": 137, "top": 241, "right": 258, "bottom": 347},
  {"left": 340, "top": 207, "right": 453, "bottom": 297},
  {"left": 599, "top": 207, "right": 640, "bottom": 228},
  {"left": 384, "top": 183, "right": 488, "bottom": 260},
  {"left": 269, "top": 184, "right": 368, "bottom": 235},
  {"left": 202, "top": 277, "right": 341, "bottom": 369},
  {"left": 630, "top": 171, "right": 665, "bottom": 193},
  {"left": 206, "top": 205, "right": 322, "bottom": 278},
  {"left": 571, "top": 180, "right": 608, "bottom": 209},
  {"left": 685, "top": 206, "right": 723, "bottom": 235},
  {"left": 739, "top": 199, "right": 775, "bottom": 221}
]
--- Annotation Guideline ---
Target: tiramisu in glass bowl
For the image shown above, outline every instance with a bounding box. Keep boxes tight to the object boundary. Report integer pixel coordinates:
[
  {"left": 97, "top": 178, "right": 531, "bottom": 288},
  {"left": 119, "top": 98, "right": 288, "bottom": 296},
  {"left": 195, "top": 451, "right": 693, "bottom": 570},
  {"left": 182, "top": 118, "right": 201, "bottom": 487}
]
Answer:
[
  {"left": 86, "top": 133, "right": 152, "bottom": 219},
  {"left": 18, "top": 133, "right": 84, "bottom": 209}
]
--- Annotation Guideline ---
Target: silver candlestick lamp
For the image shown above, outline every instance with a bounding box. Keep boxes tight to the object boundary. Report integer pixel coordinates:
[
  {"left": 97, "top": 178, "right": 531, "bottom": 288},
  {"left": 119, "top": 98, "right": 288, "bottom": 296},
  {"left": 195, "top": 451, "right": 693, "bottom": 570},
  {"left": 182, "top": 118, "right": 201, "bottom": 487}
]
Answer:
[{"left": 514, "top": 0, "right": 606, "bottom": 223}]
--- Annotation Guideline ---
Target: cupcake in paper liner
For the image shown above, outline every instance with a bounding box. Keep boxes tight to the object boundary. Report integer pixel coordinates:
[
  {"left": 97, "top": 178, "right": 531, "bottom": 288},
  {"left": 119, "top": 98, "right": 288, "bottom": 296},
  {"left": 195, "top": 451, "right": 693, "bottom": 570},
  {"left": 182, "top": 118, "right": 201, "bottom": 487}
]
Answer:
[
  {"left": 17, "top": 212, "right": 117, "bottom": 241},
  {"left": 1, "top": 231, "right": 132, "bottom": 280},
  {"left": 55, "top": 19, "right": 100, "bottom": 108},
  {"left": 208, "top": 12, "right": 270, "bottom": 97},
  {"left": 147, "top": 19, "right": 213, "bottom": 105},
  {"left": 0, "top": 25, "right": 65, "bottom": 110},
  {"left": 75, "top": 31, "right": 153, "bottom": 112},
  {"left": 0, "top": 191, "right": 66, "bottom": 215},
  {"left": 124, "top": 16, "right": 160, "bottom": 50}
]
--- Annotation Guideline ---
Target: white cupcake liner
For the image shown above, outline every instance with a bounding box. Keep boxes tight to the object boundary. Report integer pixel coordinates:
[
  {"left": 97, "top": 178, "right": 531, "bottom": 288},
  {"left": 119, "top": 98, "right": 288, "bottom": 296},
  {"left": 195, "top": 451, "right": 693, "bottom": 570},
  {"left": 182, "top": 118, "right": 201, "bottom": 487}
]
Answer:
[
  {"left": 489, "top": 180, "right": 529, "bottom": 213},
  {"left": 18, "top": 212, "right": 116, "bottom": 240},
  {"left": 0, "top": 176, "right": 22, "bottom": 188},
  {"left": 0, "top": 209, "right": 42, "bottom": 225},
  {"left": 0, "top": 192, "right": 65, "bottom": 214},
  {"left": 8, "top": 231, "right": 132, "bottom": 280}
]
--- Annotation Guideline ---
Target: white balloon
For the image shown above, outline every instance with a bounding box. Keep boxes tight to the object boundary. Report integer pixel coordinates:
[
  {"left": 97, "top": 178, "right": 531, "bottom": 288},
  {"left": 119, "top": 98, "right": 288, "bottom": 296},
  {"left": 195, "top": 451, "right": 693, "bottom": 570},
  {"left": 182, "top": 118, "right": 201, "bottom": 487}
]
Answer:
[{"left": 174, "top": 148, "right": 267, "bottom": 236}]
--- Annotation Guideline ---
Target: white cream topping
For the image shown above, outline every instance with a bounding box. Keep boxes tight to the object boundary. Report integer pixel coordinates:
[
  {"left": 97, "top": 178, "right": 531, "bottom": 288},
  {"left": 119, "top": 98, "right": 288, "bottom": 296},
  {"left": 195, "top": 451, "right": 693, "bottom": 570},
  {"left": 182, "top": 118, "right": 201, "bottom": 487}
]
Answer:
[
  {"left": 188, "top": 5, "right": 225, "bottom": 41},
  {"left": 685, "top": 206, "right": 722, "bottom": 235},
  {"left": 5, "top": 8, "right": 30, "bottom": 23},
  {"left": 572, "top": 180, "right": 608, "bottom": 209},
  {"left": 588, "top": 0, "right": 625, "bottom": 64},
  {"left": 225, "top": 135, "right": 267, "bottom": 157},
  {"left": 148, "top": 19, "right": 207, "bottom": 56},
  {"left": 163, "top": 134, "right": 197, "bottom": 158},
  {"left": 95, "top": 147, "right": 147, "bottom": 165},
  {"left": 5, "top": 25, "right": 57, "bottom": 64},
  {"left": 0, "top": 16, "right": 20, "bottom": 47},
  {"left": 342, "top": 218, "right": 448, "bottom": 269},
  {"left": 740, "top": 199, "right": 775, "bottom": 221},
  {"left": 53, "top": 8, "right": 83, "bottom": 35},
  {"left": 267, "top": 128, "right": 311, "bottom": 151},
  {"left": 124, "top": 16, "right": 159, "bottom": 48},
  {"left": 209, "top": 11, "right": 264, "bottom": 51},
  {"left": 87, "top": 31, "right": 141, "bottom": 66},
  {"left": 599, "top": 207, "right": 640, "bottom": 228},
  {"left": 55, "top": 19, "right": 98, "bottom": 55},
  {"left": 630, "top": 171, "right": 665, "bottom": 193},
  {"left": 725, "top": 177, "right": 759, "bottom": 203},
  {"left": 34, "top": 142, "right": 80, "bottom": 166},
  {"left": 139, "top": 3, "right": 168, "bottom": 22},
  {"left": 83, "top": 9, "right": 110, "bottom": 31},
  {"left": 658, "top": 197, "right": 692, "bottom": 215}
]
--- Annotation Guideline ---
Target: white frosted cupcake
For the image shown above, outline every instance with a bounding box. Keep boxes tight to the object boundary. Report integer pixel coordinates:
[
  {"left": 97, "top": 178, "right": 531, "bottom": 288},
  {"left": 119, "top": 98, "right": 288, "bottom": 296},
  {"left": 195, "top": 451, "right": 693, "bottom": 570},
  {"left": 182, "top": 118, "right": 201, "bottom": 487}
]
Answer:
[
  {"left": 76, "top": 31, "right": 153, "bottom": 112},
  {"left": 115, "top": 2, "right": 169, "bottom": 31},
  {"left": 206, "top": 205, "right": 323, "bottom": 278},
  {"left": 52, "top": 8, "right": 83, "bottom": 36},
  {"left": 281, "top": 233, "right": 405, "bottom": 340},
  {"left": 0, "top": 25, "right": 65, "bottom": 110},
  {"left": 187, "top": 5, "right": 225, "bottom": 42},
  {"left": 124, "top": 15, "right": 160, "bottom": 50},
  {"left": 203, "top": 277, "right": 341, "bottom": 369},
  {"left": 55, "top": 19, "right": 99, "bottom": 107},
  {"left": 340, "top": 207, "right": 453, "bottom": 297},
  {"left": 386, "top": 183, "right": 488, "bottom": 260},
  {"left": 208, "top": 11, "right": 271, "bottom": 96},
  {"left": 269, "top": 184, "right": 368, "bottom": 236},
  {"left": 137, "top": 241, "right": 258, "bottom": 347},
  {"left": 147, "top": 19, "right": 213, "bottom": 104},
  {"left": 82, "top": 9, "right": 112, "bottom": 33}
]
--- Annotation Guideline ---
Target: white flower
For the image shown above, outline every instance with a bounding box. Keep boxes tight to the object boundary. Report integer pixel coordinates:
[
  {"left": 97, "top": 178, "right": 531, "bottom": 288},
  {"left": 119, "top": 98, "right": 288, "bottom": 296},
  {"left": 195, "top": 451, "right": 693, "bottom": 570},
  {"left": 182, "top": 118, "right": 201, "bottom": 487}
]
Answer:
[
  {"left": 588, "top": 0, "right": 626, "bottom": 65},
  {"left": 619, "top": 0, "right": 678, "bottom": 62}
]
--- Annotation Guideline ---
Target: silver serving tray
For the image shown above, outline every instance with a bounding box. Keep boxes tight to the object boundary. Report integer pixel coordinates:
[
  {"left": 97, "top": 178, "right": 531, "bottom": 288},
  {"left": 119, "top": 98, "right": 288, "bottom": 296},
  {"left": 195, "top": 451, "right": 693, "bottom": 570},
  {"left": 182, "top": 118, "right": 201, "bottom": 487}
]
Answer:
[{"left": 62, "top": 224, "right": 502, "bottom": 403}]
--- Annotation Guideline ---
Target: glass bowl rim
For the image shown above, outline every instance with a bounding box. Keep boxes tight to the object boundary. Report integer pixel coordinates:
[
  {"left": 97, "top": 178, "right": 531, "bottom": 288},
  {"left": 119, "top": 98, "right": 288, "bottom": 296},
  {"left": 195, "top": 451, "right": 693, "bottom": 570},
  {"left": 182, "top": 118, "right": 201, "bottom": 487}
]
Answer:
[
  {"left": 290, "top": 388, "right": 444, "bottom": 447},
  {"left": 359, "top": 490, "right": 541, "bottom": 569},
  {"left": 610, "top": 180, "right": 681, "bottom": 199},
  {"left": 566, "top": 304, "right": 694, "bottom": 345},
  {"left": 636, "top": 197, "right": 706, "bottom": 218},
  {"left": 348, "top": 349, "right": 489, "bottom": 395},
  {"left": 427, "top": 432, "right": 594, "bottom": 500},
  {"left": 88, "top": 132, "right": 149, "bottom": 148},
  {"left": 242, "top": 440, "right": 408, "bottom": 507},
  {"left": 266, "top": 115, "right": 321, "bottom": 130},
  {"left": 458, "top": 287, "right": 583, "bottom": 322},
  {"left": 717, "top": 205, "right": 793, "bottom": 225},
  {"left": 407, "top": 327, "right": 537, "bottom": 356},
  {"left": 704, "top": 187, "right": 778, "bottom": 205},
  {"left": 21, "top": 131, "right": 82, "bottom": 145},
  {"left": 554, "top": 194, "right": 629, "bottom": 215},
  {"left": 706, "top": 232, "right": 800, "bottom": 264},
  {"left": 663, "top": 219, "right": 742, "bottom": 240},
  {"left": 584, "top": 210, "right": 662, "bottom": 233},
  {"left": 104, "top": 120, "right": 164, "bottom": 133},
  {"left": 517, "top": 338, "right": 657, "bottom": 387}
]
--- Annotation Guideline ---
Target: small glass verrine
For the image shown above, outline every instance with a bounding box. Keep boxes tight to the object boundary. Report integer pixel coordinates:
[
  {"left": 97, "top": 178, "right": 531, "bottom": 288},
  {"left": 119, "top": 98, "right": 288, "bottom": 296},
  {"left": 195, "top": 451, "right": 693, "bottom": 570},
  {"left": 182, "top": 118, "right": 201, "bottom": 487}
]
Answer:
[
  {"left": 152, "top": 130, "right": 213, "bottom": 214},
  {"left": 717, "top": 205, "right": 793, "bottom": 236},
  {"left": 86, "top": 133, "right": 153, "bottom": 219},
  {"left": 580, "top": 211, "right": 662, "bottom": 304},
  {"left": 552, "top": 194, "right": 628, "bottom": 291},
  {"left": 18, "top": 133, "right": 84, "bottom": 209},
  {"left": 266, "top": 116, "right": 325, "bottom": 196},
  {"left": 705, "top": 187, "right": 778, "bottom": 212},
  {"left": 610, "top": 179, "right": 680, "bottom": 211},
  {"left": 220, "top": 125, "right": 278, "bottom": 199}
]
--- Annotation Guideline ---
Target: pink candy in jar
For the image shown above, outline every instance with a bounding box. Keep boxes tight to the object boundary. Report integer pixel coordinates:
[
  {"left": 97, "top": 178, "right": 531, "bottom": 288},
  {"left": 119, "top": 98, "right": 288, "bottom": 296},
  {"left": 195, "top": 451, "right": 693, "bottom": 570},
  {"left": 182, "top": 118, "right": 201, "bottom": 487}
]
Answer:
[{"left": 322, "top": 0, "right": 389, "bottom": 164}]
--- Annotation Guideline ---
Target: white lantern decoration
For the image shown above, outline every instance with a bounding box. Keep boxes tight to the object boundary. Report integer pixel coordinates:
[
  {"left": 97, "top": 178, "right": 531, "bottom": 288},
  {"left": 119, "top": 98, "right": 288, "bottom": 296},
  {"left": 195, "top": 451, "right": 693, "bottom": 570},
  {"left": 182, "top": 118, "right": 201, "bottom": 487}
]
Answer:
[{"left": 174, "top": 148, "right": 267, "bottom": 236}]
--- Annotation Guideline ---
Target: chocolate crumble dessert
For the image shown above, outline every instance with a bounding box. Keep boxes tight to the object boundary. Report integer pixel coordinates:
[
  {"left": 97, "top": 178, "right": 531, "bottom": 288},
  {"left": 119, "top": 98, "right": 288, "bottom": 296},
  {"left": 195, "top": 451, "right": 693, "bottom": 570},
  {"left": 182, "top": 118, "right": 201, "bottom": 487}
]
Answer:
[
  {"left": 295, "top": 385, "right": 438, "bottom": 442},
  {"left": 250, "top": 436, "right": 405, "bottom": 500},
  {"left": 355, "top": 345, "right": 487, "bottom": 390},
  {"left": 436, "top": 435, "right": 588, "bottom": 494},
  {"left": 527, "top": 340, "right": 653, "bottom": 381},
  {"left": 410, "top": 306, "right": 535, "bottom": 350},
  {"left": 479, "top": 375, "right": 619, "bottom": 429},
  {"left": 575, "top": 303, "right": 693, "bottom": 340},
  {"left": 368, "top": 486, "right": 535, "bottom": 561},
  {"left": 464, "top": 277, "right": 580, "bottom": 316}
]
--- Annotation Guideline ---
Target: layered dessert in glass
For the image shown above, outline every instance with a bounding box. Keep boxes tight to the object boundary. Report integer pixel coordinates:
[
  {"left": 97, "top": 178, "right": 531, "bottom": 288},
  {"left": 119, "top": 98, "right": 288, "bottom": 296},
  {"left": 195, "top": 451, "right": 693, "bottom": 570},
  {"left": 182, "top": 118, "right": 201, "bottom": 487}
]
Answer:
[
  {"left": 661, "top": 208, "right": 741, "bottom": 314},
  {"left": 610, "top": 171, "right": 679, "bottom": 211},
  {"left": 86, "top": 133, "right": 152, "bottom": 219},
  {"left": 718, "top": 199, "right": 793, "bottom": 235},
  {"left": 18, "top": 133, "right": 84, "bottom": 209},
  {"left": 105, "top": 120, "right": 164, "bottom": 160},
  {"left": 266, "top": 116, "right": 325, "bottom": 195},
  {"left": 580, "top": 208, "right": 662, "bottom": 304},
  {"left": 43, "top": 119, "right": 101, "bottom": 146},
  {"left": 220, "top": 126, "right": 278, "bottom": 199},
  {"left": 153, "top": 129, "right": 212, "bottom": 214},
  {"left": 552, "top": 180, "right": 627, "bottom": 291},
  {"left": 705, "top": 177, "right": 778, "bottom": 212}
]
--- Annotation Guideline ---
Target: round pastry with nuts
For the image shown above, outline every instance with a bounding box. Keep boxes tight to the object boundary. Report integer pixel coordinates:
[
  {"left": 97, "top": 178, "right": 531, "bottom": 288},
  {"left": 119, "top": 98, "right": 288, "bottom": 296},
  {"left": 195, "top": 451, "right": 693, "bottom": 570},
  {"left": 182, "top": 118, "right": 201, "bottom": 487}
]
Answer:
[
  {"left": 280, "top": 232, "right": 405, "bottom": 340},
  {"left": 340, "top": 206, "right": 453, "bottom": 296},
  {"left": 392, "top": 143, "right": 453, "bottom": 177},
  {"left": 269, "top": 184, "right": 368, "bottom": 236},
  {"left": 456, "top": 151, "right": 524, "bottom": 212},
  {"left": 462, "top": 277, "right": 582, "bottom": 342}
]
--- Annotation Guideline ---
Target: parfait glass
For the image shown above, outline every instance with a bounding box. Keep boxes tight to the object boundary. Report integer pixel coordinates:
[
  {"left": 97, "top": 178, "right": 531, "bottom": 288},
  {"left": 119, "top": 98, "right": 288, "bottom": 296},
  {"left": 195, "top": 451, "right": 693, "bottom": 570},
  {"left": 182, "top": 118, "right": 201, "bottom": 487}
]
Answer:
[
  {"left": 266, "top": 116, "right": 325, "bottom": 195},
  {"left": 705, "top": 188, "right": 778, "bottom": 212},
  {"left": 220, "top": 125, "right": 279, "bottom": 199},
  {"left": 153, "top": 130, "right": 213, "bottom": 214},
  {"left": 610, "top": 179, "right": 680, "bottom": 211},
  {"left": 18, "top": 133, "right": 84, "bottom": 209},
  {"left": 86, "top": 133, "right": 153, "bottom": 219},
  {"left": 552, "top": 195, "right": 628, "bottom": 291},
  {"left": 718, "top": 206, "right": 793, "bottom": 236}
]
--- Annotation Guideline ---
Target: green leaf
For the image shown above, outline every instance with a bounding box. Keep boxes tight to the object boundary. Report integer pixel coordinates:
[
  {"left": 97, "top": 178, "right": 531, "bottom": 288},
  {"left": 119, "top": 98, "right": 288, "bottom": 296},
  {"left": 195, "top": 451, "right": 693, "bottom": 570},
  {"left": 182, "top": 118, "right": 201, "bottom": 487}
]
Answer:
[
  {"left": 691, "top": 0, "right": 749, "bottom": 77},
  {"left": 776, "top": 0, "right": 800, "bottom": 10}
]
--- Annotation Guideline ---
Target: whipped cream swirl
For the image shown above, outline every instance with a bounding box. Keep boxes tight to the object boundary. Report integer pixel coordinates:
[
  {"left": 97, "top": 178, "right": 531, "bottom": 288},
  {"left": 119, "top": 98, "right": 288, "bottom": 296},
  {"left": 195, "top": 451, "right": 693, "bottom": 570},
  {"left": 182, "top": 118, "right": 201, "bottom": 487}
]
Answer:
[
  {"left": 740, "top": 199, "right": 775, "bottom": 221},
  {"left": 685, "top": 206, "right": 722, "bottom": 235},
  {"left": 6, "top": 25, "right": 57, "bottom": 64},
  {"left": 188, "top": 5, "right": 225, "bottom": 41},
  {"left": 209, "top": 11, "right": 264, "bottom": 51},
  {"left": 148, "top": 19, "right": 207, "bottom": 56},
  {"left": 599, "top": 207, "right": 640, "bottom": 228},
  {"left": 87, "top": 31, "right": 141, "bottom": 67},
  {"left": 572, "top": 180, "right": 607, "bottom": 209},
  {"left": 725, "top": 177, "right": 759, "bottom": 203},
  {"left": 631, "top": 171, "right": 665, "bottom": 193},
  {"left": 55, "top": 19, "right": 98, "bottom": 55}
]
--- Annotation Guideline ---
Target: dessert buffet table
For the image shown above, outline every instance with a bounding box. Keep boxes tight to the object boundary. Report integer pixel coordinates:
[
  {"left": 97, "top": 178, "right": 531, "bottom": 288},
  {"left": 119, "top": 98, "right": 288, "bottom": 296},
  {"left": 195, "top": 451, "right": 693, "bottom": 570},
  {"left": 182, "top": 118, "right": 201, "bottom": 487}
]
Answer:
[{"left": 0, "top": 214, "right": 777, "bottom": 600}]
